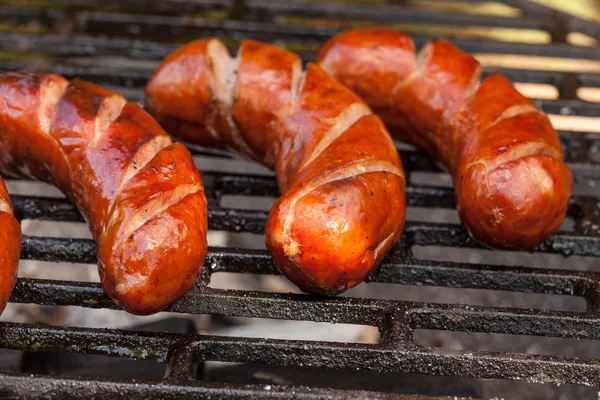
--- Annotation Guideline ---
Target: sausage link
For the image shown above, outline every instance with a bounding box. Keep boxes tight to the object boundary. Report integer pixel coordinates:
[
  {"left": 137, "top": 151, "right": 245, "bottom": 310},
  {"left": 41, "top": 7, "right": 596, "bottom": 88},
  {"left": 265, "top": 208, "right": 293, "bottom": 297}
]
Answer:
[
  {"left": 0, "top": 178, "right": 21, "bottom": 315},
  {"left": 146, "top": 39, "right": 406, "bottom": 295},
  {"left": 0, "top": 72, "right": 208, "bottom": 314},
  {"left": 317, "top": 30, "right": 573, "bottom": 250}
]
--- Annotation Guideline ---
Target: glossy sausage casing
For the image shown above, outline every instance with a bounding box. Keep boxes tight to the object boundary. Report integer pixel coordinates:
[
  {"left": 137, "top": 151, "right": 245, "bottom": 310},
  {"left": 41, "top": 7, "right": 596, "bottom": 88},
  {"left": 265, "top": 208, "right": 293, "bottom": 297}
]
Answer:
[
  {"left": 146, "top": 39, "right": 406, "bottom": 295},
  {"left": 318, "top": 30, "right": 572, "bottom": 250},
  {"left": 0, "top": 72, "right": 208, "bottom": 314},
  {"left": 0, "top": 178, "right": 21, "bottom": 315}
]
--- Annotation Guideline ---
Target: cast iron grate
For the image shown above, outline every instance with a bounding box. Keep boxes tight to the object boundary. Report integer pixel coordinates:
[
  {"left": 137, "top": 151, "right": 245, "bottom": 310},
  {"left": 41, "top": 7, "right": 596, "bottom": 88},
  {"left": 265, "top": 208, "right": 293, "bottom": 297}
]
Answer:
[{"left": 0, "top": 0, "right": 600, "bottom": 398}]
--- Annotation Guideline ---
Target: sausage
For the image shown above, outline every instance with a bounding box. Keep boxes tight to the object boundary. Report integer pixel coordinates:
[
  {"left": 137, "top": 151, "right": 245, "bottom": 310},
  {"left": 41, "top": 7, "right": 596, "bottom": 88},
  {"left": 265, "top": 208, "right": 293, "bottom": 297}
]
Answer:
[
  {"left": 0, "top": 178, "right": 21, "bottom": 315},
  {"left": 317, "top": 29, "right": 573, "bottom": 250},
  {"left": 0, "top": 71, "right": 208, "bottom": 315},
  {"left": 145, "top": 39, "right": 406, "bottom": 295}
]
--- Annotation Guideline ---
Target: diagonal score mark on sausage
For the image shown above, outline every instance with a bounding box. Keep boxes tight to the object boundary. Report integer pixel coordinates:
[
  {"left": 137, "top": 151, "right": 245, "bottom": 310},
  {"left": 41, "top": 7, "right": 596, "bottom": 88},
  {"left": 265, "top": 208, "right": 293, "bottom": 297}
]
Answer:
[
  {"left": 39, "top": 76, "right": 68, "bottom": 135},
  {"left": 0, "top": 71, "right": 208, "bottom": 315},
  {"left": 29, "top": 74, "right": 74, "bottom": 192},
  {"left": 105, "top": 135, "right": 180, "bottom": 237},
  {"left": 120, "top": 183, "right": 204, "bottom": 240},
  {"left": 459, "top": 106, "right": 563, "bottom": 198},
  {"left": 389, "top": 40, "right": 434, "bottom": 101},
  {"left": 0, "top": 199, "right": 11, "bottom": 215},
  {"left": 145, "top": 38, "right": 407, "bottom": 296},
  {"left": 295, "top": 103, "right": 371, "bottom": 174},
  {"left": 0, "top": 180, "right": 14, "bottom": 216},
  {"left": 281, "top": 160, "right": 403, "bottom": 258},
  {"left": 466, "top": 134, "right": 563, "bottom": 174},
  {"left": 120, "top": 136, "right": 173, "bottom": 188},
  {"left": 89, "top": 94, "right": 126, "bottom": 147},
  {"left": 483, "top": 104, "right": 538, "bottom": 132},
  {"left": 463, "top": 106, "right": 563, "bottom": 175},
  {"left": 206, "top": 39, "right": 260, "bottom": 160}
]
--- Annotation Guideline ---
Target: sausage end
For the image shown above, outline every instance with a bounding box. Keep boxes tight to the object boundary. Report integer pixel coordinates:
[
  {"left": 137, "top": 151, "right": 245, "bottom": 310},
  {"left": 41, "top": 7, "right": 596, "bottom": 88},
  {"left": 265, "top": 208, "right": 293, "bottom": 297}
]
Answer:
[
  {"left": 457, "top": 155, "right": 572, "bottom": 250},
  {"left": 99, "top": 191, "right": 208, "bottom": 315},
  {"left": 266, "top": 171, "right": 405, "bottom": 295},
  {"left": 0, "top": 212, "right": 21, "bottom": 315}
]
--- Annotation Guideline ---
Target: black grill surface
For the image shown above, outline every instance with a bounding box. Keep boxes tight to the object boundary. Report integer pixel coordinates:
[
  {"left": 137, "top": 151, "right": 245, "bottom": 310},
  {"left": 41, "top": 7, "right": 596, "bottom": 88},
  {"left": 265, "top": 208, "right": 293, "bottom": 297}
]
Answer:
[{"left": 0, "top": 0, "right": 600, "bottom": 399}]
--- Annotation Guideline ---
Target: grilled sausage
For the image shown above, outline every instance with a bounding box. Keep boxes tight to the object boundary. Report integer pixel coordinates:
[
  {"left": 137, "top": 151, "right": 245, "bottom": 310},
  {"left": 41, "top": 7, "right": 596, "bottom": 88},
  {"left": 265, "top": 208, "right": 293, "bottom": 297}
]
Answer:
[
  {"left": 317, "top": 29, "right": 573, "bottom": 250},
  {"left": 0, "top": 178, "right": 21, "bottom": 315},
  {"left": 145, "top": 39, "right": 406, "bottom": 295},
  {"left": 0, "top": 71, "right": 208, "bottom": 314}
]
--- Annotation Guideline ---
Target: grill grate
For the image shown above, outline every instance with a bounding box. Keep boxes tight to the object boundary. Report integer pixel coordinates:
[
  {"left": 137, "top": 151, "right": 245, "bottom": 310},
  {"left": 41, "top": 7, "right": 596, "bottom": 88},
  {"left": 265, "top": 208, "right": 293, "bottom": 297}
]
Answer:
[{"left": 1, "top": 0, "right": 600, "bottom": 398}]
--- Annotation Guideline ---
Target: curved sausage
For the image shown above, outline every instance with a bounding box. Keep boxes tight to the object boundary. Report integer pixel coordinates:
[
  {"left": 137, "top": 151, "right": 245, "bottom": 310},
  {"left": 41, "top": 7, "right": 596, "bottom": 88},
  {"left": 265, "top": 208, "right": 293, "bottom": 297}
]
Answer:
[
  {"left": 0, "top": 71, "right": 208, "bottom": 315},
  {"left": 145, "top": 39, "right": 406, "bottom": 295},
  {"left": 0, "top": 178, "right": 21, "bottom": 315},
  {"left": 317, "top": 29, "right": 573, "bottom": 250}
]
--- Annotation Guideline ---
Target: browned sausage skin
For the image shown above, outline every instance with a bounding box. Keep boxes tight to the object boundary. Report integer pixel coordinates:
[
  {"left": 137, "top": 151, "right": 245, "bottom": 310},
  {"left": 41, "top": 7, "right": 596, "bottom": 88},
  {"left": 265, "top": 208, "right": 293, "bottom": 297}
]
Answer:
[
  {"left": 0, "top": 72, "right": 208, "bottom": 315},
  {"left": 0, "top": 178, "right": 21, "bottom": 315},
  {"left": 317, "top": 29, "right": 573, "bottom": 250},
  {"left": 146, "top": 39, "right": 406, "bottom": 295}
]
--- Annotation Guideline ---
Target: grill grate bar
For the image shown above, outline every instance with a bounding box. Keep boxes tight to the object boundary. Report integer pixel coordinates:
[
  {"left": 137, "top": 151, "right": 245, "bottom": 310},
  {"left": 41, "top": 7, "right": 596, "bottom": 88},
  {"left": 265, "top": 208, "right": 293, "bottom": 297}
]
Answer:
[
  {"left": 404, "top": 223, "right": 600, "bottom": 256},
  {"left": 407, "top": 306, "right": 600, "bottom": 340},
  {"left": 17, "top": 238, "right": 600, "bottom": 300},
  {"left": 1, "top": 318, "right": 600, "bottom": 387},
  {"left": 532, "top": 99, "right": 600, "bottom": 117},
  {"left": 0, "top": 32, "right": 182, "bottom": 60},
  {"left": 11, "top": 280, "right": 391, "bottom": 325},
  {"left": 60, "top": 12, "right": 600, "bottom": 60},
  {"left": 0, "top": 373, "right": 469, "bottom": 400},
  {"left": 504, "top": 0, "right": 600, "bottom": 41},
  {"left": 244, "top": 0, "right": 549, "bottom": 29},
  {"left": 197, "top": 337, "right": 600, "bottom": 387},
  {"left": 9, "top": 278, "right": 600, "bottom": 339},
  {"left": 1, "top": 0, "right": 230, "bottom": 13},
  {"left": 12, "top": 197, "right": 600, "bottom": 252},
  {"left": 0, "top": 3, "right": 554, "bottom": 31},
  {"left": 0, "top": 321, "right": 174, "bottom": 361},
  {"left": 165, "top": 345, "right": 198, "bottom": 381},
  {"left": 1, "top": 29, "right": 599, "bottom": 62},
  {"left": 7, "top": 0, "right": 600, "bottom": 41},
  {"left": 21, "top": 236, "right": 97, "bottom": 264},
  {"left": 0, "top": 6, "right": 67, "bottom": 28}
]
